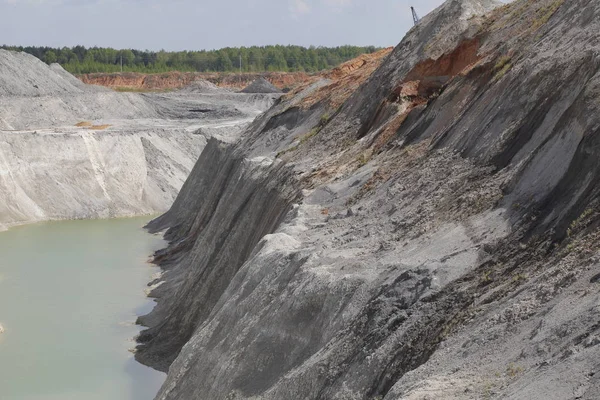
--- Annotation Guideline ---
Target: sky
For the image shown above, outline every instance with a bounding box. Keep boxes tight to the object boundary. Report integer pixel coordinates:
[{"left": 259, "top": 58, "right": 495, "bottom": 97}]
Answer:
[{"left": 0, "top": 0, "right": 450, "bottom": 51}]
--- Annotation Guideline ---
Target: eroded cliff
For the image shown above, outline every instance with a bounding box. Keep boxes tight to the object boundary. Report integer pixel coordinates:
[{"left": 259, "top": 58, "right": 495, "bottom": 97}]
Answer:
[
  {"left": 139, "top": 0, "right": 600, "bottom": 399},
  {"left": 0, "top": 50, "right": 279, "bottom": 229}
]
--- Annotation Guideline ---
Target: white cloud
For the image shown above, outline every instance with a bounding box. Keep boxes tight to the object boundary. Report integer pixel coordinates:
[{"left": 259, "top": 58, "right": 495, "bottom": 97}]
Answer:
[
  {"left": 2, "top": 0, "right": 68, "bottom": 4},
  {"left": 2, "top": 0, "right": 120, "bottom": 5},
  {"left": 289, "top": 0, "right": 310, "bottom": 17},
  {"left": 323, "top": 0, "right": 351, "bottom": 7},
  {"left": 322, "top": 0, "right": 351, "bottom": 13}
]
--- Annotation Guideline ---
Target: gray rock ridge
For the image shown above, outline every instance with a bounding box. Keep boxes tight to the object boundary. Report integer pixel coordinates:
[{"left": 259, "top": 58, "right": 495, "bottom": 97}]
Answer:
[
  {"left": 136, "top": 139, "right": 301, "bottom": 371},
  {"left": 140, "top": 0, "right": 600, "bottom": 399},
  {"left": 339, "top": 0, "right": 502, "bottom": 140}
]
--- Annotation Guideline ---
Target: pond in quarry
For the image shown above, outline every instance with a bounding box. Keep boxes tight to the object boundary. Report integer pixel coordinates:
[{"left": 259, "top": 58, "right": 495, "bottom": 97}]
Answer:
[{"left": 0, "top": 217, "right": 166, "bottom": 400}]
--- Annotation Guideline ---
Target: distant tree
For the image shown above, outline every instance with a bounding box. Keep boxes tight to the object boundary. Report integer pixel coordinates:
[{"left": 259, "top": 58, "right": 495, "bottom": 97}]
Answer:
[
  {"left": 72, "top": 45, "right": 86, "bottom": 62},
  {"left": 0, "top": 44, "right": 383, "bottom": 74},
  {"left": 217, "top": 51, "right": 233, "bottom": 72},
  {"left": 118, "top": 49, "right": 135, "bottom": 66},
  {"left": 44, "top": 50, "right": 57, "bottom": 64}
]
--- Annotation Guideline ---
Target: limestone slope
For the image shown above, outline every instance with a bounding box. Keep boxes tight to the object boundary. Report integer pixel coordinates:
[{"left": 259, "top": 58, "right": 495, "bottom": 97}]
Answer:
[
  {"left": 0, "top": 50, "right": 157, "bottom": 130},
  {"left": 0, "top": 50, "right": 279, "bottom": 229},
  {"left": 0, "top": 128, "right": 203, "bottom": 230},
  {"left": 139, "top": 0, "right": 600, "bottom": 399}
]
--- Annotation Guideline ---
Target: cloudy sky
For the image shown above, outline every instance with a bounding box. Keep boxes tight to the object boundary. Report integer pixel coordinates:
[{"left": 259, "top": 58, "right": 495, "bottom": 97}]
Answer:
[{"left": 0, "top": 0, "right": 455, "bottom": 50}]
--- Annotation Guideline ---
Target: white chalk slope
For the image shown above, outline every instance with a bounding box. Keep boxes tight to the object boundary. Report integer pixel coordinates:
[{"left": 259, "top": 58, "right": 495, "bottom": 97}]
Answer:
[{"left": 0, "top": 50, "right": 279, "bottom": 229}]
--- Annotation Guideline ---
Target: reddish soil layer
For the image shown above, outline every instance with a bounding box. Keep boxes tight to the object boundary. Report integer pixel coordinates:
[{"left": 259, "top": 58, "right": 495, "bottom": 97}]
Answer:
[{"left": 78, "top": 71, "right": 313, "bottom": 91}]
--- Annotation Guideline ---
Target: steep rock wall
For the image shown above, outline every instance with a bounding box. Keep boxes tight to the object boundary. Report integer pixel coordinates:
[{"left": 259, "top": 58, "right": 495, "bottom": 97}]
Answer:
[
  {"left": 136, "top": 139, "right": 300, "bottom": 370},
  {"left": 0, "top": 129, "right": 204, "bottom": 230},
  {"left": 140, "top": 0, "right": 600, "bottom": 399}
]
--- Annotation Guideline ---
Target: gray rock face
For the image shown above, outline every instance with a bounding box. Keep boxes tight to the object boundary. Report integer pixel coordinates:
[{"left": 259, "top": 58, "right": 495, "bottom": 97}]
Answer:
[
  {"left": 340, "top": 0, "right": 502, "bottom": 138},
  {"left": 136, "top": 0, "right": 600, "bottom": 399},
  {"left": 136, "top": 139, "right": 300, "bottom": 371}
]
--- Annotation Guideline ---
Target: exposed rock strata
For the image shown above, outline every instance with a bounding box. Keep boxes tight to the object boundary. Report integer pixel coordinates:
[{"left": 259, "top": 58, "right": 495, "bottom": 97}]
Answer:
[
  {"left": 137, "top": 139, "right": 300, "bottom": 370},
  {"left": 136, "top": 0, "right": 600, "bottom": 399},
  {"left": 79, "top": 71, "right": 313, "bottom": 92}
]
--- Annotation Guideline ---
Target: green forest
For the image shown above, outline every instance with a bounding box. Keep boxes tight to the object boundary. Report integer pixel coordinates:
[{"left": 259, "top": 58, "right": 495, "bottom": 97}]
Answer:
[{"left": 0, "top": 45, "right": 381, "bottom": 74}]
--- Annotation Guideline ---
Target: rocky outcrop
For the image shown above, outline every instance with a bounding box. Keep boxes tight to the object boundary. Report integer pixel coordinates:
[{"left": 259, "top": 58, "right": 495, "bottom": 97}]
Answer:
[
  {"left": 137, "top": 0, "right": 600, "bottom": 399},
  {"left": 285, "top": 47, "right": 393, "bottom": 111},
  {"left": 136, "top": 139, "right": 300, "bottom": 370}
]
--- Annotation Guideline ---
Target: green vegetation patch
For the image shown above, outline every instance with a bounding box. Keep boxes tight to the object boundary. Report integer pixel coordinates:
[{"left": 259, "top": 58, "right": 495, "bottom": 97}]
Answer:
[
  {"left": 0, "top": 44, "right": 382, "bottom": 75},
  {"left": 532, "top": 0, "right": 565, "bottom": 30},
  {"left": 493, "top": 55, "right": 513, "bottom": 81}
]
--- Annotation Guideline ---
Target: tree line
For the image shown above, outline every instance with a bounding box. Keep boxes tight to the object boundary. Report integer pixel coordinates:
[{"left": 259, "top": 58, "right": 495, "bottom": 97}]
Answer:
[{"left": 0, "top": 45, "right": 381, "bottom": 74}]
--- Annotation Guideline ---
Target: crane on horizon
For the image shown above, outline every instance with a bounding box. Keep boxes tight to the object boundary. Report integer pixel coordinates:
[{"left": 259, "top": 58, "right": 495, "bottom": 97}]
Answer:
[{"left": 411, "top": 6, "right": 420, "bottom": 26}]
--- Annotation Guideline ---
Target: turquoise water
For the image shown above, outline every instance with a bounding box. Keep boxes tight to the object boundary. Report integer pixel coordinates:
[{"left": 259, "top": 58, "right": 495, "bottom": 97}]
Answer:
[{"left": 0, "top": 217, "right": 166, "bottom": 400}]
